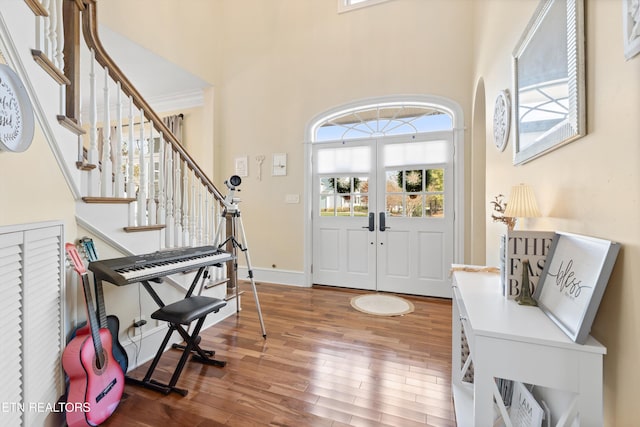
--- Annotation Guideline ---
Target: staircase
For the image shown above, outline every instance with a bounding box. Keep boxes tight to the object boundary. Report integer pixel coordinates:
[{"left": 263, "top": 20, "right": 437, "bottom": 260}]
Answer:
[{"left": 0, "top": 0, "right": 238, "bottom": 381}]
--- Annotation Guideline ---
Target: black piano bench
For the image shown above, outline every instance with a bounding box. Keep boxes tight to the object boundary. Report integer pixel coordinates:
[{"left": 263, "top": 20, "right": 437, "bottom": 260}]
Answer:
[{"left": 127, "top": 296, "right": 227, "bottom": 396}]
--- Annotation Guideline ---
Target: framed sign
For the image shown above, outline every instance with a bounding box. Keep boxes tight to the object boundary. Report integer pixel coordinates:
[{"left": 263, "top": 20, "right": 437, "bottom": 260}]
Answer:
[
  {"left": 533, "top": 232, "right": 620, "bottom": 344},
  {"left": 0, "top": 64, "right": 35, "bottom": 152},
  {"left": 508, "top": 382, "right": 544, "bottom": 427}
]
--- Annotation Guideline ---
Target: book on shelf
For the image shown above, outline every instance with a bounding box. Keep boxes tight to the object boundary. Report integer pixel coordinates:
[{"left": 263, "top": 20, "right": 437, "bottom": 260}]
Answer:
[
  {"left": 496, "top": 377, "right": 514, "bottom": 406},
  {"left": 503, "top": 230, "right": 555, "bottom": 299},
  {"left": 493, "top": 381, "right": 545, "bottom": 427},
  {"left": 508, "top": 382, "right": 545, "bottom": 427}
]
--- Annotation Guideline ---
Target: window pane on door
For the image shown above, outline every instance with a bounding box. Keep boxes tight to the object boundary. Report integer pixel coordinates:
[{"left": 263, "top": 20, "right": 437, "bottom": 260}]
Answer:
[
  {"left": 354, "top": 177, "right": 369, "bottom": 216},
  {"left": 425, "top": 195, "right": 444, "bottom": 217},
  {"left": 319, "top": 177, "right": 369, "bottom": 217},
  {"left": 405, "top": 170, "right": 423, "bottom": 192},
  {"left": 320, "top": 178, "right": 334, "bottom": 216},
  {"left": 385, "top": 170, "right": 403, "bottom": 216},
  {"left": 407, "top": 195, "right": 424, "bottom": 217},
  {"left": 385, "top": 168, "right": 445, "bottom": 218},
  {"left": 426, "top": 169, "right": 444, "bottom": 192}
]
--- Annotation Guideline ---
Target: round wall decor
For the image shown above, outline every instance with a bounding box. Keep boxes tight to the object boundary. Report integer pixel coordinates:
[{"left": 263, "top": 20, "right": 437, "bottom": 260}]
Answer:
[
  {"left": 493, "top": 89, "right": 511, "bottom": 152},
  {"left": 0, "top": 64, "right": 35, "bottom": 153}
]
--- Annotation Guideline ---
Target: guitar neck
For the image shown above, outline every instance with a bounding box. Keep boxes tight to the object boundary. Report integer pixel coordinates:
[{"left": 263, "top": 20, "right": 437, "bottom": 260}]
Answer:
[
  {"left": 80, "top": 273, "right": 105, "bottom": 369},
  {"left": 94, "top": 280, "right": 108, "bottom": 328},
  {"left": 81, "top": 238, "right": 108, "bottom": 329}
]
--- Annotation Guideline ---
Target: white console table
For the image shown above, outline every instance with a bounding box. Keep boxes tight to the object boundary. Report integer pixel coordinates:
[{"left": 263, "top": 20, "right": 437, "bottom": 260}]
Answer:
[{"left": 451, "top": 268, "right": 606, "bottom": 426}]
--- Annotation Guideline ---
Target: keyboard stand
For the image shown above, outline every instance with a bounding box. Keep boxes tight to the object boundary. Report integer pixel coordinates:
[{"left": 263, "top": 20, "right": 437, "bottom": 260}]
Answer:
[{"left": 124, "top": 266, "right": 227, "bottom": 396}]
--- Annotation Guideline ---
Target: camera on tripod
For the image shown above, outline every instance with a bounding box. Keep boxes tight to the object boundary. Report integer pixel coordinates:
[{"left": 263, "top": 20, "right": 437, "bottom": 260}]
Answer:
[
  {"left": 223, "top": 175, "right": 242, "bottom": 210},
  {"left": 214, "top": 174, "right": 266, "bottom": 338}
]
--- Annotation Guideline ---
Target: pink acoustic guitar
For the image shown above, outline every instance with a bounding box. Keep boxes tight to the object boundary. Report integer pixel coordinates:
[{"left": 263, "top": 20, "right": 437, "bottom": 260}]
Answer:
[{"left": 63, "top": 243, "right": 124, "bottom": 427}]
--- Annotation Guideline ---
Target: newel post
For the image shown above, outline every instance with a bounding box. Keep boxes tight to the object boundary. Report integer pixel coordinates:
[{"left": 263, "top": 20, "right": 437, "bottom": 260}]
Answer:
[{"left": 62, "top": 0, "right": 82, "bottom": 124}]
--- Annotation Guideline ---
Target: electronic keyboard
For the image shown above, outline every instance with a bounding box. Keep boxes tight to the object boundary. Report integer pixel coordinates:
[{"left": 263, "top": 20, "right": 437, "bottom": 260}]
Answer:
[{"left": 88, "top": 245, "right": 233, "bottom": 286}]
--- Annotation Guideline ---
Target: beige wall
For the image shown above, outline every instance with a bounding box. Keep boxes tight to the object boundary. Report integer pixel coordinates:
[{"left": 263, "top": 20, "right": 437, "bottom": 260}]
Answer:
[
  {"left": 0, "top": 125, "right": 76, "bottom": 236},
  {"left": 474, "top": 0, "right": 640, "bottom": 424},
  {"left": 101, "top": 0, "right": 475, "bottom": 272}
]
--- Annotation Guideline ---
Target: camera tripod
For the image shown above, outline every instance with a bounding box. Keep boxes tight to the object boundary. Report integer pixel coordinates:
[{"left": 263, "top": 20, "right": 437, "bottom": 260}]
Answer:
[{"left": 213, "top": 176, "right": 266, "bottom": 338}]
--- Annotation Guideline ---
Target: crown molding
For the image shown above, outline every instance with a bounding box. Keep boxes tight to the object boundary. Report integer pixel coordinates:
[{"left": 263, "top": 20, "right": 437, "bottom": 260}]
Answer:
[{"left": 147, "top": 88, "right": 205, "bottom": 113}]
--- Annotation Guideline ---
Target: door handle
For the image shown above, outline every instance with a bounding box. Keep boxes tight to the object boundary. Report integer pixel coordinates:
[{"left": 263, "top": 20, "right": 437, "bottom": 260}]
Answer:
[
  {"left": 361, "top": 212, "right": 375, "bottom": 231},
  {"left": 379, "top": 212, "right": 390, "bottom": 231}
]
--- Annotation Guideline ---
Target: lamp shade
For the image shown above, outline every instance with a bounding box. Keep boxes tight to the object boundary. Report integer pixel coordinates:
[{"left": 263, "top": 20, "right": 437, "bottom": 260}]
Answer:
[{"left": 503, "top": 184, "right": 541, "bottom": 218}]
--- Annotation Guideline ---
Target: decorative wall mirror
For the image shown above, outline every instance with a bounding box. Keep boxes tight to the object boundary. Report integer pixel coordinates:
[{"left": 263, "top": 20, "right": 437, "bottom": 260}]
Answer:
[{"left": 512, "top": 0, "right": 585, "bottom": 165}]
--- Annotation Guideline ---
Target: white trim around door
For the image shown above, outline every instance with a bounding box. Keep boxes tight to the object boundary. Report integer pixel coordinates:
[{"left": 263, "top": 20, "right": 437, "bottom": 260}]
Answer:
[{"left": 303, "top": 95, "right": 465, "bottom": 295}]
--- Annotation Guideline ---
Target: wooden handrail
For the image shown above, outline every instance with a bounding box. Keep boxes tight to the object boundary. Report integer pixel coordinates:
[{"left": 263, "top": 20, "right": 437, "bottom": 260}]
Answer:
[
  {"left": 80, "top": 0, "right": 223, "bottom": 201},
  {"left": 24, "top": 0, "right": 49, "bottom": 16}
]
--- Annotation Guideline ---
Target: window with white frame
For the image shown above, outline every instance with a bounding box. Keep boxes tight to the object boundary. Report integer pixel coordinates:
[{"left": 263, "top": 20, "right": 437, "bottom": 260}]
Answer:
[{"left": 338, "top": 0, "right": 394, "bottom": 13}]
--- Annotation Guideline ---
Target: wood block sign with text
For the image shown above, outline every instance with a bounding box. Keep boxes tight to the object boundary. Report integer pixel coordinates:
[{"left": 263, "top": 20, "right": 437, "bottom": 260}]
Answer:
[{"left": 504, "top": 230, "right": 555, "bottom": 299}]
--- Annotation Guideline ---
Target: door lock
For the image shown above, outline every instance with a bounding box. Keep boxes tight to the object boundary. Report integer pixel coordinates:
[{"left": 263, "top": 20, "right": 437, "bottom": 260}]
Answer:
[
  {"left": 361, "top": 212, "right": 375, "bottom": 231},
  {"left": 379, "top": 212, "right": 390, "bottom": 231}
]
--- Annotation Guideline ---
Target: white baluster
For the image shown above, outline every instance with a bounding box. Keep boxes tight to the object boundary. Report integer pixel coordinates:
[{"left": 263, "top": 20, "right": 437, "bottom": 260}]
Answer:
[
  {"left": 137, "top": 109, "right": 147, "bottom": 226},
  {"left": 165, "top": 142, "right": 174, "bottom": 247},
  {"left": 49, "top": 0, "right": 58, "bottom": 66},
  {"left": 113, "top": 83, "right": 124, "bottom": 197},
  {"left": 87, "top": 49, "right": 99, "bottom": 196},
  {"left": 191, "top": 182, "right": 197, "bottom": 246},
  {"left": 174, "top": 153, "right": 182, "bottom": 246},
  {"left": 100, "top": 67, "right": 113, "bottom": 197},
  {"left": 182, "top": 164, "right": 190, "bottom": 246},
  {"left": 147, "top": 127, "right": 157, "bottom": 225},
  {"left": 190, "top": 181, "right": 197, "bottom": 246},
  {"left": 54, "top": 0, "right": 64, "bottom": 70},
  {"left": 203, "top": 191, "right": 210, "bottom": 244},
  {"left": 42, "top": 0, "right": 51, "bottom": 58},
  {"left": 157, "top": 133, "right": 166, "bottom": 226},
  {"left": 34, "top": 1, "right": 46, "bottom": 53},
  {"left": 196, "top": 185, "right": 205, "bottom": 246},
  {"left": 126, "top": 98, "right": 136, "bottom": 226},
  {"left": 127, "top": 97, "right": 135, "bottom": 199}
]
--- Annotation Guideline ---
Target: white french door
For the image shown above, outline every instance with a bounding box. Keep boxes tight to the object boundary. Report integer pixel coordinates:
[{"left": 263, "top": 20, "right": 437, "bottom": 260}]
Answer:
[{"left": 312, "top": 132, "right": 454, "bottom": 297}]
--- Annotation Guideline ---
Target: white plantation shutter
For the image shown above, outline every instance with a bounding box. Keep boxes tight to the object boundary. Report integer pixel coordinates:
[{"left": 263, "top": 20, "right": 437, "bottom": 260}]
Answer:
[
  {"left": 0, "top": 231, "right": 24, "bottom": 427},
  {"left": 0, "top": 222, "right": 64, "bottom": 427}
]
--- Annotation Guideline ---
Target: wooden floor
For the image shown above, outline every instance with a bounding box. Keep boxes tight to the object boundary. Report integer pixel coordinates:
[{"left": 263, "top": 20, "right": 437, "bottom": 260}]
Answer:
[{"left": 102, "top": 283, "right": 455, "bottom": 427}]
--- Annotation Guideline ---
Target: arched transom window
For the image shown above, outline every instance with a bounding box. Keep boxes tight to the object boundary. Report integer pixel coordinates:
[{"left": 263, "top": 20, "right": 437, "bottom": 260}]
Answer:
[{"left": 312, "top": 103, "right": 453, "bottom": 142}]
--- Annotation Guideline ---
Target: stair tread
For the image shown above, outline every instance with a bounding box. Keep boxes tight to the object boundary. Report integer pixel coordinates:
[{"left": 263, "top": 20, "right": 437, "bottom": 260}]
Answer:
[
  {"left": 58, "top": 116, "right": 86, "bottom": 135},
  {"left": 123, "top": 225, "right": 167, "bottom": 233},
  {"left": 82, "top": 197, "right": 136, "bottom": 204},
  {"left": 76, "top": 161, "right": 97, "bottom": 171},
  {"left": 31, "top": 49, "right": 70, "bottom": 85}
]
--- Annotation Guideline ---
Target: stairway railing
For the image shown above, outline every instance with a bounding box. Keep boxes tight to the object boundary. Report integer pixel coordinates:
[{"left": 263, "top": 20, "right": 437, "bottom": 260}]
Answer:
[
  {"left": 27, "top": 0, "right": 227, "bottom": 250},
  {"left": 80, "top": 0, "right": 224, "bottom": 249}
]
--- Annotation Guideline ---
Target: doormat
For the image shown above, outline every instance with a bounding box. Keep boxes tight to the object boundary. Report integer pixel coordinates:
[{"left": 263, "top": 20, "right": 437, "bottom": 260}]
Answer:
[{"left": 350, "top": 293, "right": 414, "bottom": 316}]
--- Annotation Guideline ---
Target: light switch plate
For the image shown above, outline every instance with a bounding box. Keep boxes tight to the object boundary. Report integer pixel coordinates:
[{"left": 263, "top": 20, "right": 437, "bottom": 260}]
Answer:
[
  {"left": 272, "top": 153, "right": 287, "bottom": 176},
  {"left": 285, "top": 194, "right": 299, "bottom": 204}
]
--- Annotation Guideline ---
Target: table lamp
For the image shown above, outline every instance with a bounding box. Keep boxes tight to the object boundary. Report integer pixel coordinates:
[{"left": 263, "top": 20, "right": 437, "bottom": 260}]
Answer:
[{"left": 503, "top": 183, "right": 540, "bottom": 229}]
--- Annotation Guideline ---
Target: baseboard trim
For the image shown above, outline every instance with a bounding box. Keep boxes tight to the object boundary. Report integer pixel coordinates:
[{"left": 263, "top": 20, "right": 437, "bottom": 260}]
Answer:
[{"left": 237, "top": 266, "right": 308, "bottom": 287}]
